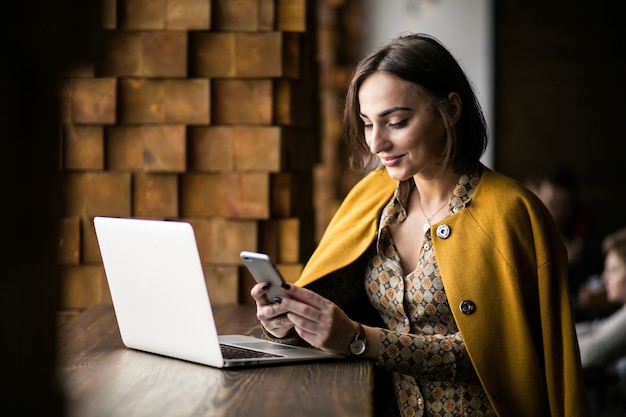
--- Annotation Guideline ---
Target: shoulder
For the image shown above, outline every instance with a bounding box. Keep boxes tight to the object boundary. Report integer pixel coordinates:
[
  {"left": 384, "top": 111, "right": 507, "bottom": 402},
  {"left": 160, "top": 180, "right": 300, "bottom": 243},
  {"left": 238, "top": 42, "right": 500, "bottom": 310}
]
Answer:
[
  {"left": 462, "top": 167, "right": 564, "bottom": 252},
  {"left": 604, "top": 305, "right": 626, "bottom": 331},
  {"left": 474, "top": 167, "right": 551, "bottom": 223},
  {"left": 296, "top": 168, "right": 395, "bottom": 287},
  {"left": 327, "top": 168, "right": 396, "bottom": 232},
  {"left": 346, "top": 167, "right": 396, "bottom": 200},
  {"left": 479, "top": 168, "right": 541, "bottom": 205}
]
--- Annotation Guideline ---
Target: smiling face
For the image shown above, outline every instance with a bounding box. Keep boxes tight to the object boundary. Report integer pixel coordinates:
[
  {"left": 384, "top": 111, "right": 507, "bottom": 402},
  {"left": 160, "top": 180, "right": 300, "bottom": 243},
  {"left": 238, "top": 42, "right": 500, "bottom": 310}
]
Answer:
[
  {"left": 358, "top": 72, "right": 448, "bottom": 181},
  {"left": 602, "top": 249, "right": 626, "bottom": 304}
]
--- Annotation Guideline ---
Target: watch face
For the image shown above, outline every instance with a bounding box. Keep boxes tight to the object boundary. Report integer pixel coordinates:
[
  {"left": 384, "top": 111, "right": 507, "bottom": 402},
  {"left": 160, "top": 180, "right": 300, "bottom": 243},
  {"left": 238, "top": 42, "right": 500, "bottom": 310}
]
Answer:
[{"left": 350, "top": 339, "right": 366, "bottom": 356}]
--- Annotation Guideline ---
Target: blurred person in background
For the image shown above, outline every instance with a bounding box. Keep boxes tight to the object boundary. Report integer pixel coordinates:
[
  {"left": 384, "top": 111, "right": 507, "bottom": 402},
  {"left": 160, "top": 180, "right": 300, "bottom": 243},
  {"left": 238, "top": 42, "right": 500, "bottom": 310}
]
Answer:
[
  {"left": 528, "top": 168, "right": 603, "bottom": 307},
  {"left": 576, "top": 228, "right": 626, "bottom": 413}
]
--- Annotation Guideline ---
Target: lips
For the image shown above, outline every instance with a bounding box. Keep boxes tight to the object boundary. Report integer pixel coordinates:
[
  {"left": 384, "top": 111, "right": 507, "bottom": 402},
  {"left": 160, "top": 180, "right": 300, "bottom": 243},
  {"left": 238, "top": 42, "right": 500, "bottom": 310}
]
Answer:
[{"left": 379, "top": 154, "right": 404, "bottom": 167}]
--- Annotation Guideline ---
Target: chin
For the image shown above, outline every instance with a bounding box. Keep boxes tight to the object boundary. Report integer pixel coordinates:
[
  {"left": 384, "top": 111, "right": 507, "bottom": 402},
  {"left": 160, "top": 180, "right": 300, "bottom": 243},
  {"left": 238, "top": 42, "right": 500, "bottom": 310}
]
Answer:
[
  {"left": 384, "top": 167, "right": 414, "bottom": 182},
  {"left": 606, "top": 292, "right": 623, "bottom": 305}
]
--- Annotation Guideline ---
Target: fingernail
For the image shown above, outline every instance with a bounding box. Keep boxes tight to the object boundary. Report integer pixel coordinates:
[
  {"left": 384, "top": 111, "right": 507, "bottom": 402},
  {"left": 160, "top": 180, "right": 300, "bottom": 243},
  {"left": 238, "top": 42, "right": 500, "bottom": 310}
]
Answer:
[
  {"left": 274, "top": 297, "right": 283, "bottom": 304},
  {"left": 261, "top": 284, "right": 270, "bottom": 291},
  {"left": 281, "top": 283, "right": 291, "bottom": 289}
]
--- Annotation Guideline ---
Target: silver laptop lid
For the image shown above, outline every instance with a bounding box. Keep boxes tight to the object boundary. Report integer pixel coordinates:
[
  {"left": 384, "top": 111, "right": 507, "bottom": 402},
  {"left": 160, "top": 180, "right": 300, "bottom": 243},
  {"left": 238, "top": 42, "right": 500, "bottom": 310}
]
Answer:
[{"left": 94, "top": 216, "right": 225, "bottom": 367}]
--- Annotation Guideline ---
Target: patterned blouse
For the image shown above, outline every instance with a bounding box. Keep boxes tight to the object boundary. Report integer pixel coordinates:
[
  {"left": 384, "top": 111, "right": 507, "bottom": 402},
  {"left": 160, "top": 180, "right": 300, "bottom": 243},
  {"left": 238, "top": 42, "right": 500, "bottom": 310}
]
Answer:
[{"left": 365, "top": 169, "right": 496, "bottom": 417}]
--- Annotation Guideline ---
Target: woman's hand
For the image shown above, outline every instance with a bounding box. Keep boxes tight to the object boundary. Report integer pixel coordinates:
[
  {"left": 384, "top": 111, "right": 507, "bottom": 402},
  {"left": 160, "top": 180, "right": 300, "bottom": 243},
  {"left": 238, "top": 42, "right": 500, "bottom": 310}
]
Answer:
[
  {"left": 277, "top": 284, "right": 357, "bottom": 355},
  {"left": 250, "top": 282, "right": 295, "bottom": 338}
]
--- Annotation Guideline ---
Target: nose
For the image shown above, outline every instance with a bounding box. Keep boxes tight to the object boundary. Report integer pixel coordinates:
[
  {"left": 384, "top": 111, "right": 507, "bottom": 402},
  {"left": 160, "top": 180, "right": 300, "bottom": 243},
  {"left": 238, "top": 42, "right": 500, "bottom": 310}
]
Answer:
[{"left": 367, "top": 126, "right": 390, "bottom": 154}]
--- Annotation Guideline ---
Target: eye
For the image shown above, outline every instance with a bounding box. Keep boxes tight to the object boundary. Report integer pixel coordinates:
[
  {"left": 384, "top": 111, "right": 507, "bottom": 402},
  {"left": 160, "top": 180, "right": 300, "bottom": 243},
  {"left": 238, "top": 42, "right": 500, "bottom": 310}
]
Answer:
[
  {"left": 360, "top": 119, "right": 373, "bottom": 130},
  {"left": 388, "top": 119, "right": 409, "bottom": 129}
]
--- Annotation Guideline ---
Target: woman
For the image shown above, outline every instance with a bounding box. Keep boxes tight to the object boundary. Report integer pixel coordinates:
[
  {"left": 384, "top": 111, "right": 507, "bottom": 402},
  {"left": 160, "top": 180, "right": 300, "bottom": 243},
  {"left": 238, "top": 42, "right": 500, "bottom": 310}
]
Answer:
[
  {"left": 251, "top": 33, "right": 590, "bottom": 416},
  {"left": 576, "top": 228, "right": 626, "bottom": 369},
  {"left": 576, "top": 228, "right": 626, "bottom": 412}
]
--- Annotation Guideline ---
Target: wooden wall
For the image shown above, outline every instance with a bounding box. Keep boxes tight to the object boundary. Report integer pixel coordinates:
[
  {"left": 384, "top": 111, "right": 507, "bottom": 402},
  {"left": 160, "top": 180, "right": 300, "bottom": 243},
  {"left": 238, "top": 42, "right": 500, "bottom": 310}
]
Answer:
[
  {"left": 57, "top": 0, "right": 320, "bottom": 319},
  {"left": 315, "top": 0, "right": 365, "bottom": 241}
]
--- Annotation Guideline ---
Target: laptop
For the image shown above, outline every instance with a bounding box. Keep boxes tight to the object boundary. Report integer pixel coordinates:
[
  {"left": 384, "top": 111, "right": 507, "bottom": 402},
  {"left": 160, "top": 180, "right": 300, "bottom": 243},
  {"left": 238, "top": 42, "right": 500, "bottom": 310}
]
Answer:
[{"left": 93, "top": 216, "right": 341, "bottom": 368}]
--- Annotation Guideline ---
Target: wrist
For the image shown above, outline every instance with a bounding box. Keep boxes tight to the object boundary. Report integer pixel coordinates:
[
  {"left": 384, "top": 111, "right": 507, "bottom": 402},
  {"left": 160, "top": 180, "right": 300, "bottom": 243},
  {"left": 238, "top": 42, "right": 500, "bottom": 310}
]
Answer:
[{"left": 348, "top": 321, "right": 367, "bottom": 356}]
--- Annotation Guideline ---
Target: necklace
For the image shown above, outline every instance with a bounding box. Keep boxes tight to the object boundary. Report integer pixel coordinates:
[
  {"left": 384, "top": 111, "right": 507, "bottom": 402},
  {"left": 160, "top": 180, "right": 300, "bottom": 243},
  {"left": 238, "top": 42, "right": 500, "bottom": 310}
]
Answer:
[{"left": 418, "top": 198, "right": 449, "bottom": 232}]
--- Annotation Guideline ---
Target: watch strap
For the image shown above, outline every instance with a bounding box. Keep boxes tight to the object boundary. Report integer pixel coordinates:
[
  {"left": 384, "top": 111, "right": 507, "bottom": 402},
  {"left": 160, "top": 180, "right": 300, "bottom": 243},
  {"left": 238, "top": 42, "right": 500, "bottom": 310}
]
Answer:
[{"left": 348, "top": 321, "right": 366, "bottom": 356}]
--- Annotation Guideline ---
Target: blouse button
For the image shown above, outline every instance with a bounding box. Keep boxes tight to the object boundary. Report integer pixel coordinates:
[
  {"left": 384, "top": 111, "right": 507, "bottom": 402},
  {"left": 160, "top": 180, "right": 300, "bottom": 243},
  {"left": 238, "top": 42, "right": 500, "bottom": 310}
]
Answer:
[
  {"left": 459, "top": 300, "right": 477, "bottom": 315},
  {"left": 423, "top": 243, "right": 430, "bottom": 250},
  {"left": 436, "top": 224, "right": 450, "bottom": 239}
]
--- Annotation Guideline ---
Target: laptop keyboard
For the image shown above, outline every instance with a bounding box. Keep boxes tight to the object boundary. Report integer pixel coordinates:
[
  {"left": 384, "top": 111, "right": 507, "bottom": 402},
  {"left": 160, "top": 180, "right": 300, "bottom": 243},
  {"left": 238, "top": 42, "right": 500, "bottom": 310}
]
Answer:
[{"left": 220, "top": 344, "right": 282, "bottom": 359}]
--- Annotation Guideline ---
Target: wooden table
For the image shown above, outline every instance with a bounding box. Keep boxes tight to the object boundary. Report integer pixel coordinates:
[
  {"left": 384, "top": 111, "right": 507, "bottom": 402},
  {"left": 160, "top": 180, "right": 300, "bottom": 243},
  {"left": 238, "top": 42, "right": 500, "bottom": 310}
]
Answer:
[{"left": 57, "top": 304, "right": 375, "bottom": 417}]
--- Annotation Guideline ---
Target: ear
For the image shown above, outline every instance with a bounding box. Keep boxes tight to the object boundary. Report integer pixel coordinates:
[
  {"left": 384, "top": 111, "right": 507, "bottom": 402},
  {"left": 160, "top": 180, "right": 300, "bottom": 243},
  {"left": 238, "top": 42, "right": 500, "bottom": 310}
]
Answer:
[{"left": 447, "top": 92, "right": 462, "bottom": 123}]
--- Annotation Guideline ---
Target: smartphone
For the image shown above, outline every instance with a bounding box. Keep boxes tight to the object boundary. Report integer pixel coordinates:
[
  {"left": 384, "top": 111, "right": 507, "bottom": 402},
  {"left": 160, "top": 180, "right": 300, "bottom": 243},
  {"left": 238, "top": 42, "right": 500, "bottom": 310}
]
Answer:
[{"left": 240, "top": 251, "right": 290, "bottom": 302}]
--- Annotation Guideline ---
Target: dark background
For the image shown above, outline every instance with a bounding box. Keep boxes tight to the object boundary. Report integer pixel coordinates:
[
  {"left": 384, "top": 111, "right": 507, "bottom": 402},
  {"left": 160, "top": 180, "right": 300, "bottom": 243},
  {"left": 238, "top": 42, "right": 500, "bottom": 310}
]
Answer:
[
  {"left": 495, "top": 1, "right": 626, "bottom": 240},
  {"left": 0, "top": 2, "right": 101, "bottom": 415}
]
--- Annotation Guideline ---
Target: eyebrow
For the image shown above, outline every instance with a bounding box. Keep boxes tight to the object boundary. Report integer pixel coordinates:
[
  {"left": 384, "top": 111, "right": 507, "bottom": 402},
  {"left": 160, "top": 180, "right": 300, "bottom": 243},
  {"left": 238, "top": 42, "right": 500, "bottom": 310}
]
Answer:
[{"left": 359, "top": 106, "right": 412, "bottom": 119}]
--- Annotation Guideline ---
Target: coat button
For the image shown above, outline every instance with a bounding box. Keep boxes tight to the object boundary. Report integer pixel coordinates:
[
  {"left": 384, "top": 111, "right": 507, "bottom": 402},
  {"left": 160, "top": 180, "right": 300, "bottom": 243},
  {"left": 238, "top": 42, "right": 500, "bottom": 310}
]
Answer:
[
  {"left": 459, "top": 300, "right": 476, "bottom": 315},
  {"left": 436, "top": 224, "right": 450, "bottom": 239}
]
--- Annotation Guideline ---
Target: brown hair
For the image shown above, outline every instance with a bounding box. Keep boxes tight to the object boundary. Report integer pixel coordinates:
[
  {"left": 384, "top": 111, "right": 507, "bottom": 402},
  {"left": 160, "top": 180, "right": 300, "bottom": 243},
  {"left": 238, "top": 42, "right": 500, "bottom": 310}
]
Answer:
[
  {"left": 602, "top": 228, "right": 626, "bottom": 264},
  {"left": 343, "top": 33, "right": 487, "bottom": 173}
]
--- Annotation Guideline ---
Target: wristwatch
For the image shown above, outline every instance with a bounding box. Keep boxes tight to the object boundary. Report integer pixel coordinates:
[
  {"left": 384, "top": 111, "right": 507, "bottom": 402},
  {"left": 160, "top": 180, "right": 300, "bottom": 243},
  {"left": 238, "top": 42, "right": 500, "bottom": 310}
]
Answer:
[{"left": 349, "top": 322, "right": 367, "bottom": 356}]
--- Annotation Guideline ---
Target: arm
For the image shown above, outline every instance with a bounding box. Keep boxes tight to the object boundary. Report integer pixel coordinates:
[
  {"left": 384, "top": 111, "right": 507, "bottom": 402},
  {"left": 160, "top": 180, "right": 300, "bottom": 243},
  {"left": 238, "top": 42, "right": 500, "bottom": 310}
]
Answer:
[
  {"left": 250, "top": 260, "right": 378, "bottom": 347},
  {"left": 577, "top": 305, "right": 626, "bottom": 368},
  {"left": 376, "top": 329, "right": 471, "bottom": 381},
  {"left": 250, "top": 283, "right": 360, "bottom": 355},
  {"left": 255, "top": 256, "right": 474, "bottom": 377},
  {"left": 266, "top": 283, "right": 473, "bottom": 381}
]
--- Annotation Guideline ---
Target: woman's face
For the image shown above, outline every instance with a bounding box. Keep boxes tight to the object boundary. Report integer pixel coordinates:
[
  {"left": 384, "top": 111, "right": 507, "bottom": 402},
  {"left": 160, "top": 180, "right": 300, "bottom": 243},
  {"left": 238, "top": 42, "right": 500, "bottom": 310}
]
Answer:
[
  {"left": 602, "top": 249, "right": 626, "bottom": 304},
  {"left": 358, "top": 72, "right": 447, "bottom": 181}
]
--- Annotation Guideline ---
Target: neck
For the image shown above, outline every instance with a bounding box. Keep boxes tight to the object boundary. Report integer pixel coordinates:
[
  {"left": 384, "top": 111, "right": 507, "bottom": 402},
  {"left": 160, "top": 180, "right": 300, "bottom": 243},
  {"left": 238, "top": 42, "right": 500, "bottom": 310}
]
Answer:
[{"left": 412, "top": 170, "right": 458, "bottom": 209}]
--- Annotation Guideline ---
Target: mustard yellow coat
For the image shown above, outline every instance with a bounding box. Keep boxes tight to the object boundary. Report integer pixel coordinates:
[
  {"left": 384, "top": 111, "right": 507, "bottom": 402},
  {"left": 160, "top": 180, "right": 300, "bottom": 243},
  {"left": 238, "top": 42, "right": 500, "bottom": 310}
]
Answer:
[{"left": 296, "top": 167, "right": 590, "bottom": 417}]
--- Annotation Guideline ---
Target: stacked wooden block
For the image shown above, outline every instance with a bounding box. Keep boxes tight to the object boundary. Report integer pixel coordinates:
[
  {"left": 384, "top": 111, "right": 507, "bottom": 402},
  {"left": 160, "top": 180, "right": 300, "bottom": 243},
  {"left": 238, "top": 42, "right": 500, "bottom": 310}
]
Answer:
[
  {"left": 315, "top": 0, "right": 364, "bottom": 241},
  {"left": 58, "top": 0, "right": 318, "bottom": 317}
]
